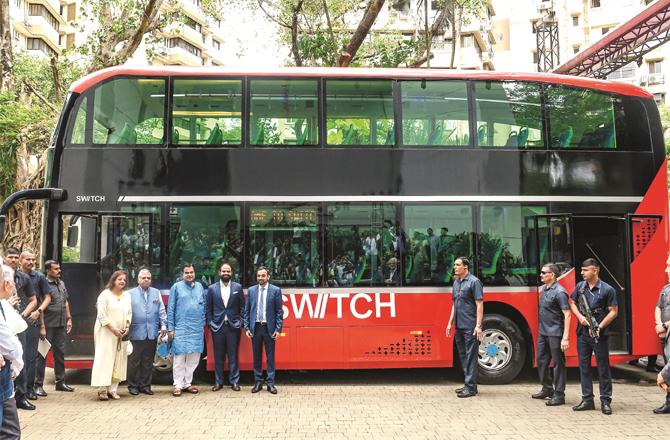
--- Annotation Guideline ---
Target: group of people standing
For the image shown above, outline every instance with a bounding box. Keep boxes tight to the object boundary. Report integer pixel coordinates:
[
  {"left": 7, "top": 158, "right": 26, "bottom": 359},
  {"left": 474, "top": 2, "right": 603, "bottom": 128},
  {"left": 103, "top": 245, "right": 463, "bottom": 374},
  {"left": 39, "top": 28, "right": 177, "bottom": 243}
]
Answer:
[{"left": 90, "top": 263, "right": 283, "bottom": 400}]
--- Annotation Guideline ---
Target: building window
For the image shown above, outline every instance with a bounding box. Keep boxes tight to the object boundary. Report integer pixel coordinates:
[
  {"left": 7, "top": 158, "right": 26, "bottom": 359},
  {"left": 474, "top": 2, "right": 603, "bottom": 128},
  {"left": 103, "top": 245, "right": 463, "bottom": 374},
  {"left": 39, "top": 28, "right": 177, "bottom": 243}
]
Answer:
[
  {"left": 649, "top": 60, "right": 663, "bottom": 74},
  {"left": 28, "top": 4, "right": 60, "bottom": 31},
  {"left": 654, "top": 93, "right": 665, "bottom": 105},
  {"left": 532, "top": 50, "right": 538, "bottom": 64},
  {"left": 532, "top": 20, "right": 538, "bottom": 34},
  {"left": 573, "top": 46, "right": 580, "bottom": 54},
  {"left": 607, "top": 62, "right": 636, "bottom": 80},
  {"left": 461, "top": 35, "right": 474, "bottom": 48},
  {"left": 572, "top": 16, "right": 579, "bottom": 26},
  {"left": 184, "top": 16, "right": 202, "bottom": 33},
  {"left": 14, "top": 0, "right": 21, "bottom": 8},
  {"left": 167, "top": 37, "right": 202, "bottom": 57},
  {"left": 27, "top": 37, "right": 56, "bottom": 57},
  {"left": 212, "top": 39, "right": 221, "bottom": 50},
  {"left": 591, "top": 0, "right": 600, "bottom": 7},
  {"left": 602, "top": 27, "right": 610, "bottom": 35}
]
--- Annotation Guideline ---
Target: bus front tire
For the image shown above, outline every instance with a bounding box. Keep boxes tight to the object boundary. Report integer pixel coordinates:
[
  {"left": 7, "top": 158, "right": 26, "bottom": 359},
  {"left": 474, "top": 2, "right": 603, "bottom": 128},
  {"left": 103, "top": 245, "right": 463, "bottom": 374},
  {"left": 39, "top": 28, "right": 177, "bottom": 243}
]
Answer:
[{"left": 477, "top": 314, "right": 526, "bottom": 385}]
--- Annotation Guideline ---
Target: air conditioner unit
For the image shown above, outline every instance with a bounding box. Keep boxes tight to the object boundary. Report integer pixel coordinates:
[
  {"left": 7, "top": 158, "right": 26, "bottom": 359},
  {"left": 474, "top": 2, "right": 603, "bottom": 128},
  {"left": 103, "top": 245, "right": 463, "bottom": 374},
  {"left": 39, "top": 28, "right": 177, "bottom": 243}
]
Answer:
[
  {"left": 649, "top": 73, "right": 665, "bottom": 85},
  {"left": 639, "top": 75, "right": 648, "bottom": 85}
]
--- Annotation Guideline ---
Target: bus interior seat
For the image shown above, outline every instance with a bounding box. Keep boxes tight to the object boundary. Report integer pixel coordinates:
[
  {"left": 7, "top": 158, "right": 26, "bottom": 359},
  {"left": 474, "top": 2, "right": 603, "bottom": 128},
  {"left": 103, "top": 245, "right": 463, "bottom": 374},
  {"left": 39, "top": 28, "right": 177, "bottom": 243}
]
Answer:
[
  {"left": 384, "top": 128, "right": 394, "bottom": 145},
  {"left": 342, "top": 124, "right": 355, "bottom": 145},
  {"left": 481, "top": 238, "right": 504, "bottom": 277},
  {"left": 428, "top": 126, "right": 444, "bottom": 145},
  {"left": 477, "top": 125, "right": 487, "bottom": 145},
  {"left": 252, "top": 123, "right": 265, "bottom": 144},
  {"left": 557, "top": 126, "right": 573, "bottom": 147},
  {"left": 517, "top": 127, "right": 529, "bottom": 147},
  {"left": 598, "top": 124, "right": 615, "bottom": 148},
  {"left": 171, "top": 129, "right": 179, "bottom": 145},
  {"left": 505, "top": 130, "right": 518, "bottom": 147},
  {"left": 206, "top": 124, "right": 223, "bottom": 145},
  {"left": 294, "top": 120, "right": 308, "bottom": 145},
  {"left": 115, "top": 122, "right": 137, "bottom": 144}
]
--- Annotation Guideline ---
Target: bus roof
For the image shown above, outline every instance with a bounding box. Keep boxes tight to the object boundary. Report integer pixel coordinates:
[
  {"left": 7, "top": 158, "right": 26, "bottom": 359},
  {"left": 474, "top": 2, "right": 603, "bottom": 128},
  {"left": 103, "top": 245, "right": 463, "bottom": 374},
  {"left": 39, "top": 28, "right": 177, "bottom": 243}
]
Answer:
[{"left": 70, "top": 66, "right": 652, "bottom": 99}]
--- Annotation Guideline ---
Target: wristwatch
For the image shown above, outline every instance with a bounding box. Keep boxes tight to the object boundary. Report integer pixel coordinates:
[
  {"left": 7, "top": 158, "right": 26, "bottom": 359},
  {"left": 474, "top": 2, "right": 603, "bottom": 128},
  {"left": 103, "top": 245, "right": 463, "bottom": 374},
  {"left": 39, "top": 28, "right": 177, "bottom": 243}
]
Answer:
[{"left": 663, "top": 322, "right": 668, "bottom": 330}]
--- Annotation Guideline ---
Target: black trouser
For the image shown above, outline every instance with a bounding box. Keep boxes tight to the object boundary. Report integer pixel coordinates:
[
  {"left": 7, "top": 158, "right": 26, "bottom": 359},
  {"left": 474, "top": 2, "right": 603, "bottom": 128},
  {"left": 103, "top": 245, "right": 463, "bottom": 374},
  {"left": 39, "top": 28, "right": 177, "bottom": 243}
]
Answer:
[
  {"left": 14, "top": 324, "right": 40, "bottom": 400},
  {"left": 1, "top": 398, "right": 20, "bottom": 439},
  {"left": 663, "top": 336, "right": 670, "bottom": 403},
  {"left": 577, "top": 333, "right": 612, "bottom": 404},
  {"left": 127, "top": 338, "right": 157, "bottom": 391},
  {"left": 212, "top": 323, "right": 241, "bottom": 386},
  {"left": 454, "top": 328, "right": 478, "bottom": 392},
  {"left": 35, "top": 326, "right": 66, "bottom": 386},
  {"left": 252, "top": 323, "right": 276, "bottom": 386},
  {"left": 536, "top": 334, "right": 566, "bottom": 398}
]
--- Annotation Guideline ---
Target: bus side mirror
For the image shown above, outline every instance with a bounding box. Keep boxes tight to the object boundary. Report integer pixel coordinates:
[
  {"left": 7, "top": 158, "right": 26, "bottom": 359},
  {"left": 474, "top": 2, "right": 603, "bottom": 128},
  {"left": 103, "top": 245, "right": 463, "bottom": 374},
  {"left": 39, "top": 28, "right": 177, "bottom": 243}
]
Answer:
[{"left": 67, "top": 225, "right": 79, "bottom": 247}]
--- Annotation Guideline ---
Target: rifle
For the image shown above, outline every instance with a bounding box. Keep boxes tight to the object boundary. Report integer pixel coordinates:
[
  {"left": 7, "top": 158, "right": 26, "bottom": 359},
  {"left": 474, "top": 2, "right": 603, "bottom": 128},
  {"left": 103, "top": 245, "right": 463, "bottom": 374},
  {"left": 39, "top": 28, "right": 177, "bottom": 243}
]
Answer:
[{"left": 577, "top": 287, "right": 600, "bottom": 343}]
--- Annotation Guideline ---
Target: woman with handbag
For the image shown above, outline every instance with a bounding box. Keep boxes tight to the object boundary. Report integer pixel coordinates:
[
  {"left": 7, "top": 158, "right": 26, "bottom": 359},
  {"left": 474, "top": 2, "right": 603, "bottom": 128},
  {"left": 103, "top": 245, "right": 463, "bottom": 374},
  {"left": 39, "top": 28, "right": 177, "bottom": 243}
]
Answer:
[{"left": 90, "top": 271, "right": 132, "bottom": 401}]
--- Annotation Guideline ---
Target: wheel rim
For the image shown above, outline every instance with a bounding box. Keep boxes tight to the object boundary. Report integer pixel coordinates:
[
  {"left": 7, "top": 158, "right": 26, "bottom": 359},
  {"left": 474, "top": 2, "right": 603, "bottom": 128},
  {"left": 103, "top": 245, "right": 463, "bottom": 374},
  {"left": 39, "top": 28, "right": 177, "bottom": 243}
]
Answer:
[{"left": 478, "top": 327, "right": 512, "bottom": 372}]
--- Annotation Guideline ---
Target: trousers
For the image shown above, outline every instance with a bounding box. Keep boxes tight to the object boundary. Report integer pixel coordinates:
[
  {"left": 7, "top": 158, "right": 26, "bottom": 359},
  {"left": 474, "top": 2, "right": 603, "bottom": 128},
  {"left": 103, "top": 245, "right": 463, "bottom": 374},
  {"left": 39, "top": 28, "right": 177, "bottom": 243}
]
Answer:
[
  {"left": 536, "top": 335, "right": 566, "bottom": 398},
  {"left": 454, "top": 328, "right": 479, "bottom": 392}
]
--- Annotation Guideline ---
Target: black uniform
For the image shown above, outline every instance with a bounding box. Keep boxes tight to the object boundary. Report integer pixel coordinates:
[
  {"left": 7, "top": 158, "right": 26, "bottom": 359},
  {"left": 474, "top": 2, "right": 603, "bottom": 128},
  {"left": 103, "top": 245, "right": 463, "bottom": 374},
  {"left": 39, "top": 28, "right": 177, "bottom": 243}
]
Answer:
[
  {"left": 452, "top": 273, "right": 483, "bottom": 393},
  {"left": 571, "top": 280, "right": 617, "bottom": 405},
  {"left": 35, "top": 277, "right": 69, "bottom": 388},
  {"left": 536, "top": 281, "right": 569, "bottom": 398},
  {"left": 13, "top": 271, "right": 35, "bottom": 403},
  {"left": 656, "top": 284, "right": 670, "bottom": 403},
  {"left": 24, "top": 270, "right": 50, "bottom": 394}
]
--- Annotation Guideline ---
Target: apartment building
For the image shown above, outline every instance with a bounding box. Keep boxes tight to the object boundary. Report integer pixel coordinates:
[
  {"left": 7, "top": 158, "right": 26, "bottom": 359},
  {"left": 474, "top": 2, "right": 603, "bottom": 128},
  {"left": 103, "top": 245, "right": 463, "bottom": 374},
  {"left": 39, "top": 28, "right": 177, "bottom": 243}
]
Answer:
[
  {"left": 493, "top": 0, "right": 669, "bottom": 104},
  {"left": 9, "top": 0, "right": 77, "bottom": 58}
]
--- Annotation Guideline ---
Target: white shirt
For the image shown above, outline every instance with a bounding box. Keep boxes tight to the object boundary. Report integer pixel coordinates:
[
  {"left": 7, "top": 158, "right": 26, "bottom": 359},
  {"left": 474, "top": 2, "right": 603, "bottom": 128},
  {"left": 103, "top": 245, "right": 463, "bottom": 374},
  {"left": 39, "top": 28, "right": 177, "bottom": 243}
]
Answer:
[
  {"left": 0, "top": 301, "right": 24, "bottom": 379},
  {"left": 220, "top": 281, "right": 231, "bottom": 321},
  {"left": 257, "top": 285, "right": 267, "bottom": 323}
]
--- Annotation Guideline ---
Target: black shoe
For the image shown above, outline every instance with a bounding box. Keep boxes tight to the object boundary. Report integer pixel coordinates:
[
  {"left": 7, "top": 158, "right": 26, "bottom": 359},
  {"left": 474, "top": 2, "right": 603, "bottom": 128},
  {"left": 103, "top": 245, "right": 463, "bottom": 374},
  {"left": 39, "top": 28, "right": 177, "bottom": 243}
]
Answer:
[
  {"left": 16, "top": 399, "right": 35, "bottom": 410},
  {"left": 457, "top": 388, "right": 477, "bottom": 398},
  {"left": 653, "top": 402, "right": 670, "bottom": 414},
  {"left": 231, "top": 384, "right": 240, "bottom": 391},
  {"left": 34, "top": 386, "right": 47, "bottom": 397},
  {"left": 251, "top": 383, "right": 263, "bottom": 393},
  {"left": 532, "top": 389, "right": 554, "bottom": 399},
  {"left": 601, "top": 403, "right": 612, "bottom": 415},
  {"left": 139, "top": 388, "right": 153, "bottom": 395},
  {"left": 454, "top": 387, "right": 465, "bottom": 393},
  {"left": 267, "top": 385, "right": 277, "bottom": 394},
  {"left": 572, "top": 400, "right": 595, "bottom": 411},
  {"left": 211, "top": 384, "right": 224, "bottom": 392},
  {"left": 128, "top": 387, "right": 139, "bottom": 396},
  {"left": 26, "top": 390, "right": 37, "bottom": 401},
  {"left": 546, "top": 397, "right": 565, "bottom": 406},
  {"left": 55, "top": 382, "right": 74, "bottom": 392}
]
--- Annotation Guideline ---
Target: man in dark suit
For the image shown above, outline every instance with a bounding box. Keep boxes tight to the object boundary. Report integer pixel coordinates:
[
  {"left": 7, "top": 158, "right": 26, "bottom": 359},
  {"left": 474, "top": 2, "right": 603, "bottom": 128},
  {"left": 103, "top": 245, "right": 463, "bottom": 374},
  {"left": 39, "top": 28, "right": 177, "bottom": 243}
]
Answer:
[
  {"left": 206, "top": 262, "right": 244, "bottom": 392},
  {"left": 243, "top": 266, "right": 283, "bottom": 394}
]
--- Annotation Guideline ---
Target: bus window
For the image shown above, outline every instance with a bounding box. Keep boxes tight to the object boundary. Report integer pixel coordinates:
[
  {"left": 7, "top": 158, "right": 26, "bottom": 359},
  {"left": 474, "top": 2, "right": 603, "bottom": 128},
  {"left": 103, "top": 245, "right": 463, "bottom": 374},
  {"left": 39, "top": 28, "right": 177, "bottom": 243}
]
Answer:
[
  {"left": 61, "top": 214, "right": 96, "bottom": 263},
  {"left": 325, "top": 203, "right": 397, "bottom": 287},
  {"left": 92, "top": 78, "right": 165, "bottom": 146},
  {"left": 474, "top": 81, "right": 543, "bottom": 148},
  {"left": 249, "top": 79, "right": 318, "bottom": 146},
  {"left": 68, "top": 96, "right": 88, "bottom": 145},
  {"left": 547, "top": 86, "right": 616, "bottom": 149},
  {"left": 478, "top": 205, "right": 546, "bottom": 286},
  {"left": 326, "top": 80, "right": 394, "bottom": 146},
  {"left": 404, "top": 205, "right": 473, "bottom": 286},
  {"left": 168, "top": 205, "right": 243, "bottom": 285},
  {"left": 247, "top": 205, "right": 320, "bottom": 287},
  {"left": 172, "top": 79, "right": 242, "bottom": 145},
  {"left": 401, "top": 81, "right": 469, "bottom": 147}
]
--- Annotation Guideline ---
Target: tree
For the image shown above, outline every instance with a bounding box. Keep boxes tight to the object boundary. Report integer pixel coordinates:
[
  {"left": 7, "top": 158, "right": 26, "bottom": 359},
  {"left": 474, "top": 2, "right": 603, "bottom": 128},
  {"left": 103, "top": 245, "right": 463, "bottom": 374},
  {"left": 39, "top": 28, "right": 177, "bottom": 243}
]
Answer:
[{"left": 0, "top": 0, "right": 12, "bottom": 91}]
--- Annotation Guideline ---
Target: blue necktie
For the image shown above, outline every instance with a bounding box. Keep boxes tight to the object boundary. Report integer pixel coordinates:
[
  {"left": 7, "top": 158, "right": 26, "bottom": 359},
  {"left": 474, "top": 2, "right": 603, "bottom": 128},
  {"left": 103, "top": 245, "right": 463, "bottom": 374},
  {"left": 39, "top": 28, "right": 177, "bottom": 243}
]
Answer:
[{"left": 257, "top": 287, "right": 265, "bottom": 323}]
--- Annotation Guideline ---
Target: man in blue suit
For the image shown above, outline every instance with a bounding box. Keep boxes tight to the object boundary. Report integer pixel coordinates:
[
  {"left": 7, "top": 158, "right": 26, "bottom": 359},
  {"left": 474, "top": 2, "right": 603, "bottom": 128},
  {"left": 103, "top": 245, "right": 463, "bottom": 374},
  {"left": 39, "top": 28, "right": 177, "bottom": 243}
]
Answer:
[
  {"left": 243, "top": 266, "right": 283, "bottom": 394},
  {"left": 206, "top": 262, "right": 244, "bottom": 392},
  {"left": 127, "top": 269, "right": 167, "bottom": 396}
]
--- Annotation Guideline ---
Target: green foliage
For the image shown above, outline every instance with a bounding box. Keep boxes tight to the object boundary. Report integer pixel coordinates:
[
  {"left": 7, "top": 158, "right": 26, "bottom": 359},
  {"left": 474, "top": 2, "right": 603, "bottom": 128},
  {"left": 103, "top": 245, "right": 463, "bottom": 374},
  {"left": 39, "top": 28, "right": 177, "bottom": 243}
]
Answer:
[
  {"left": 362, "top": 34, "right": 417, "bottom": 68},
  {"left": 12, "top": 53, "right": 85, "bottom": 104}
]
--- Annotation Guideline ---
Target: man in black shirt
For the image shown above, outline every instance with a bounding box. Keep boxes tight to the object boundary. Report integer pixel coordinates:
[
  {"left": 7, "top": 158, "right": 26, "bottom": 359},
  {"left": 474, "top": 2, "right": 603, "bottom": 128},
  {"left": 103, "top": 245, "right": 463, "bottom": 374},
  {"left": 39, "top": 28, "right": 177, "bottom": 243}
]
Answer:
[
  {"left": 532, "top": 263, "right": 570, "bottom": 406},
  {"left": 3, "top": 248, "right": 37, "bottom": 410}
]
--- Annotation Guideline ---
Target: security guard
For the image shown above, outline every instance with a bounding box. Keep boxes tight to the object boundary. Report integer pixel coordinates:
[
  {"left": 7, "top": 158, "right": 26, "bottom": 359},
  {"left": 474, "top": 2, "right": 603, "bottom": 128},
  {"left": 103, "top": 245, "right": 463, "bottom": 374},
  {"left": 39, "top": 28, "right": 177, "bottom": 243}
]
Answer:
[
  {"left": 569, "top": 258, "right": 618, "bottom": 415},
  {"left": 532, "top": 263, "right": 570, "bottom": 406},
  {"left": 446, "top": 257, "right": 483, "bottom": 398},
  {"left": 653, "top": 254, "right": 670, "bottom": 414}
]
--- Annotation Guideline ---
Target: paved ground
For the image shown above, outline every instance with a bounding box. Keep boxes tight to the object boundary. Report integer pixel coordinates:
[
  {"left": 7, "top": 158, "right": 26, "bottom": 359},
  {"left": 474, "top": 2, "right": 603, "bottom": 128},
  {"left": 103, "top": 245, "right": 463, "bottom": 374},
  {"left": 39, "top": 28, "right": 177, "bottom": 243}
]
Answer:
[{"left": 17, "top": 366, "right": 668, "bottom": 440}]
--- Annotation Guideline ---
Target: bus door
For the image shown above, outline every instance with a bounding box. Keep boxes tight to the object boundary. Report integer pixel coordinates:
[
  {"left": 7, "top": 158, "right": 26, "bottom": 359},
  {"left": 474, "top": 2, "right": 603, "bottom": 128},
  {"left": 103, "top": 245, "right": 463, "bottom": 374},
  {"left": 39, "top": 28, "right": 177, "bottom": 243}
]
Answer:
[{"left": 60, "top": 212, "right": 153, "bottom": 358}]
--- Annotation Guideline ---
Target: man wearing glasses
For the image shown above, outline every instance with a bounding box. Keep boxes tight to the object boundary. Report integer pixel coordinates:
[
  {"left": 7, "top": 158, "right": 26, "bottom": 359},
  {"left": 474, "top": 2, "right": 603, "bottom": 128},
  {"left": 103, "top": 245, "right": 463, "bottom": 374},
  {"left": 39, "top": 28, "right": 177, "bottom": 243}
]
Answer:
[{"left": 532, "top": 263, "right": 570, "bottom": 406}]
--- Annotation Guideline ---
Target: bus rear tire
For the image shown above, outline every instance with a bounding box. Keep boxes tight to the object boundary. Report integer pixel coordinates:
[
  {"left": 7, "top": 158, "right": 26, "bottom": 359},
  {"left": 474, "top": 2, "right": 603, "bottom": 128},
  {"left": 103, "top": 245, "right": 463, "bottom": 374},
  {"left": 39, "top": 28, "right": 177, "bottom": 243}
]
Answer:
[{"left": 477, "top": 314, "right": 526, "bottom": 385}]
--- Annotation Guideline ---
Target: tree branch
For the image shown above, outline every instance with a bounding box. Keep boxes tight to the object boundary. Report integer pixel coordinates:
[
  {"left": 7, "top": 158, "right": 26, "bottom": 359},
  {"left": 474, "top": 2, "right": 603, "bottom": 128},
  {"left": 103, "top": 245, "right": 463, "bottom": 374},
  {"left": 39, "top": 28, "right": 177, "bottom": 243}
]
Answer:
[
  {"left": 257, "top": 0, "right": 292, "bottom": 29},
  {"left": 338, "top": 0, "right": 386, "bottom": 67},
  {"left": 290, "top": 0, "right": 305, "bottom": 66},
  {"left": 22, "top": 80, "right": 58, "bottom": 113}
]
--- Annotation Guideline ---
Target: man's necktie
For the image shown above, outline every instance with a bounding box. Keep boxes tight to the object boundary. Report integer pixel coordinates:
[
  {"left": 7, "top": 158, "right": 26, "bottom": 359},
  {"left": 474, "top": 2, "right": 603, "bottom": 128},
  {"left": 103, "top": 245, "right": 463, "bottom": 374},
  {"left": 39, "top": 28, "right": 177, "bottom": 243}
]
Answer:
[{"left": 257, "top": 288, "right": 265, "bottom": 323}]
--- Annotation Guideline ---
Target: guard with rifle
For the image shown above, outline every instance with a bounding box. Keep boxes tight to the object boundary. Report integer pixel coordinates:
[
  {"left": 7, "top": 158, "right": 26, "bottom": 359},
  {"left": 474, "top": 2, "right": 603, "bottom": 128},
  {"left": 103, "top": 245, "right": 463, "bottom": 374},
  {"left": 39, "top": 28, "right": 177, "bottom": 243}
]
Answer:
[{"left": 569, "top": 258, "right": 618, "bottom": 415}]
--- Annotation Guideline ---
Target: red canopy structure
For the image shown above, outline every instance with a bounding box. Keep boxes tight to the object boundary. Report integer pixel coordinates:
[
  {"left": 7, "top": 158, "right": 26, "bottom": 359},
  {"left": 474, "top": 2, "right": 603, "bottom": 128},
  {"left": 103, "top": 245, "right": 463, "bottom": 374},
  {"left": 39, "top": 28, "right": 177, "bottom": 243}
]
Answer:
[{"left": 554, "top": 0, "right": 670, "bottom": 78}]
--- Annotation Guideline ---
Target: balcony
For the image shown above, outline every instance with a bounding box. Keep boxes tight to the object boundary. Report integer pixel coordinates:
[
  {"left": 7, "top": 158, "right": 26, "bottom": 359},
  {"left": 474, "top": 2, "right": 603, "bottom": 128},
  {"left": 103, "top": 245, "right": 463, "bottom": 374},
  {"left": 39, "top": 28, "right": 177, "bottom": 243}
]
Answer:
[
  {"left": 155, "top": 45, "right": 202, "bottom": 66},
  {"left": 29, "top": 0, "right": 61, "bottom": 18},
  {"left": 24, "top": 14, "right": 60, "bottom": 49},
  {"left": 649, "top": 73, "right": 665, "bottom": 85},
  {"left": 181, "top": 0, "right": 207, "bottom": 24}
]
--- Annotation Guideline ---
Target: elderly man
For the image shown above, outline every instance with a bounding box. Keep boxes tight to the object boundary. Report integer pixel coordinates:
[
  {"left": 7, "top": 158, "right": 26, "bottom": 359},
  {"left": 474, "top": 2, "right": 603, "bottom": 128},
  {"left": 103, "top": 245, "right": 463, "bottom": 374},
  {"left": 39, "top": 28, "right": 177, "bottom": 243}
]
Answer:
[
  {"left": 0, "top": 263, "right": 25, "bottom": 438},
  {"left": 167, "top": 264, "right": 205, "bottom": 397},
  {"left": 127, "top": 269, "right": 167, "bottom": 396}
]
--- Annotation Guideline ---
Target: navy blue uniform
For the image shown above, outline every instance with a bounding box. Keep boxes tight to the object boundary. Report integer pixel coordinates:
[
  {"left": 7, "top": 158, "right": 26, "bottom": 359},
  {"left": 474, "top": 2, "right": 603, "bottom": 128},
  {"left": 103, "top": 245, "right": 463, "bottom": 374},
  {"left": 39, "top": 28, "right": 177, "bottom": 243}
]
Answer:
[
  {"left": 537, "top": 282, "right": 569, "bottom": 398},
  {"left": 13, "top": 271, "right": 35, "bottom": 403},
  {"left": 452, "top": 273, "right": 483, "bottom": 393},
  {"left": 571, "top": 280, "right": 617, "bottom": 404}
]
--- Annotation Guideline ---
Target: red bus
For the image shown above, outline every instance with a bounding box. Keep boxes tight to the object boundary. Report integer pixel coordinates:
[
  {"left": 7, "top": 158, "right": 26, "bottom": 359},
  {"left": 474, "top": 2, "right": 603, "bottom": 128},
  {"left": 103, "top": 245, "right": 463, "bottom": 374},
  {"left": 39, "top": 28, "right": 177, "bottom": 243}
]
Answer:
[{"left": 1, "top": 66, "right": 666, "bottom": 384}]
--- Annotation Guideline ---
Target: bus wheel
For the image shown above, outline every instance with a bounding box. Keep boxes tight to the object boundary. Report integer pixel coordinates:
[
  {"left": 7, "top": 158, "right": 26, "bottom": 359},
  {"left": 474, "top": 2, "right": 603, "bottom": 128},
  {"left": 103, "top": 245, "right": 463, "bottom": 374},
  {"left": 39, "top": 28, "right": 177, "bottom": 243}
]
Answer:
[{"left": 477, "top": 314, "right": 526, "bottom": 385}]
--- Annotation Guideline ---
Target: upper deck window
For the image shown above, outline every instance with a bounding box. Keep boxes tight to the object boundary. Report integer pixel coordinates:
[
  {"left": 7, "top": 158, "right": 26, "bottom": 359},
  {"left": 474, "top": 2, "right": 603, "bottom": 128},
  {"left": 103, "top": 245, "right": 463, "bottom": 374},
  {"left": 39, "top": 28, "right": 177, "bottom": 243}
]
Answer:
[
  {"left": 474, "top": 81, "right": 544, "bottom": 148},
  {"left": 401, "top": 80, "right": 469, "bottom": 147},
  {"left": 326, "top": 80, "right": 394, "bottom": 146},
  {"left": 172, "top": 79, "right": 242, "bottom": 146},
  {"left": 249, "top": 79, "right": 318, "bottom": 146},
  {"left": 87, "top": 78, "right": 165, "bottom": 146},
  {"left": 546, "top": 85, "right": 650, "bottom": 151}
]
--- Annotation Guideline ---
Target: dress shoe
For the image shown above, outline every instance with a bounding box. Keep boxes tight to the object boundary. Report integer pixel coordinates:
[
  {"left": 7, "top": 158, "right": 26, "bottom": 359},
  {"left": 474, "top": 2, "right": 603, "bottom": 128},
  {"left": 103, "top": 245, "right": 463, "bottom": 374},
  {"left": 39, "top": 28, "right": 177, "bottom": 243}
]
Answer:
[
  {"left": 457, "top": 388, "right": 477, "bottom": 398},
  {"left": 16, "top": 399, "right": 35, "bottom": 410},
  {"left": 34, "top": 386, "right": 47, "bottom": 397},
  {"left": 128, "top": 387, "right": 139, "bottom": 396},
  {"left": 546, "top": 397, "right": 565, "bottom": 406},
  {"left": 211, "top": 384, "right": 224, "bottom": 392},
  {"left": 454, "top": 387, "right": 465, "bottom": 393},
  {"left": 26, "top": 390, "right": 37, "bottom": 401},
  {"left": 267, "top": 385, "right": 277, "bottom": 394},
  {"left": 531, "top": 389, "right": 554, "bottom": 399},
  {"left": 653, "top": 402, "right": 670, "bottom": 414},
  {"left": 572, "top": 400, "right": 595, "bottom": 411},
  {"left": 139, "top": 388, "right": 153, "bottom": 395},
  {"left": 231, "top": 384, "right": 240, "bottom": 391},
  {"left": 55, "top": 382, "right": 74, "bottom": 392},
  {"left": 601, "top": 403, "right": 612, "bottom": 415},
  {"left": 251, "top": 383, "right": 263, "bottom": 393}
]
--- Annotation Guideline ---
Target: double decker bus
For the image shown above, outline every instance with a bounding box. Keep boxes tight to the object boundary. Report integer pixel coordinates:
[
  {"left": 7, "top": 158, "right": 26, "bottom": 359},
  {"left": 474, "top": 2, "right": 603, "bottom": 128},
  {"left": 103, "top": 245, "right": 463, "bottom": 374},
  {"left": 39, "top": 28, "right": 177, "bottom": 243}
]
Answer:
[{"left": 2, "top": 66, "right": 667, "bottom": 384}]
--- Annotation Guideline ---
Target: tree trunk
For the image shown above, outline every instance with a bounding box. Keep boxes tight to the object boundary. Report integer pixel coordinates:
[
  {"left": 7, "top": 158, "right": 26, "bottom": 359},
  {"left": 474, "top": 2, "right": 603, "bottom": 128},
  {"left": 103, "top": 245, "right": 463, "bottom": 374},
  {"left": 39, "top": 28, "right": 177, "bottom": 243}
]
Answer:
[
  {"left": 449, "top": 3, "right": 461, "bottom": 69},
  {"left": 338, "top": 0, "right": 386, "bottom": 67},
  {"left": 290, "top": 0, "right": 305, "bottom": 66},
  {"left": 0, "top": 0, "right": 13, "bottom": 91}
]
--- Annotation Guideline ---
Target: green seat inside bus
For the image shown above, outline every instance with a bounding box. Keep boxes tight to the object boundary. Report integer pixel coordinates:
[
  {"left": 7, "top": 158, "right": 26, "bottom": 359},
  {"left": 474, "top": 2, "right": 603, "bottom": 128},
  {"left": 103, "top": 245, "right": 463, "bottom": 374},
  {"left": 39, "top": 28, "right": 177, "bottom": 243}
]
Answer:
[
  {"left": 171, "top": 129, "right": 179, "bottom": 144},
  {"left": 428, "top": 127, "right": 443, "bottom": 145},
  {"left": 518, "top": 127, "right": 529, "bottom": 147},
  {"left": 384, "top": 129, "right": 394, "bottom": 145},
  {"left": 115, "top": 122, "right": 137, "bottom": 144},
  {"left": 342, "top": 124, "right": 355, "bottom": 145},
  {"left": 252, "top": 123, "right": 265, "bottom": 144},
  {"left": 557, "top": 126, "right": 573, "bottom": 147},
  {"left": 481, "top": 238, "right": 504, "bottom": 277},
  {"left": 206, "top": 124, "right": 223, "bottom": 145},
  {"left": 294, "top": 120, "right": 309, "bottom": 145},
  {"left": 477, "top": 125, "right": 487, "bottom": 145}
]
